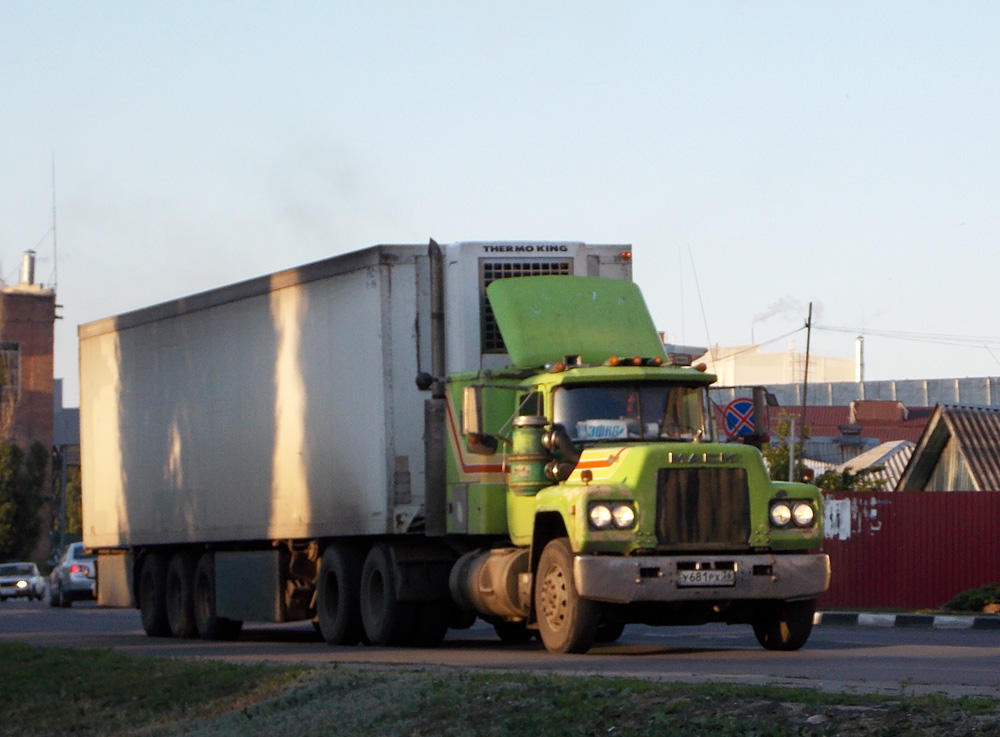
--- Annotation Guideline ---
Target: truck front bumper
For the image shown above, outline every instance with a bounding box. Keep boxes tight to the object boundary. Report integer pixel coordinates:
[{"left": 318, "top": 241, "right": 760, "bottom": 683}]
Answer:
[{"left": 574, "top": 552, "right": 830, "bottom": 604}]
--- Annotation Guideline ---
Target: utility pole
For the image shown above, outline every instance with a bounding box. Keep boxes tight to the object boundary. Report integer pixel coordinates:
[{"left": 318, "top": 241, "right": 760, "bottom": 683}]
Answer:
[{"left": 796, "top": 302, "right": 812, "bottom": 481}]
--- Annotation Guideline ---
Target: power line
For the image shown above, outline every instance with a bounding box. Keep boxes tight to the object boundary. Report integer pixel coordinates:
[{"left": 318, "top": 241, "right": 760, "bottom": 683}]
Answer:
[
  {"left": 815, "top": 324, "right": 1000, "bottom": 349},
  {"left": 711, "top": 327, "right": 807, "bottom": 361}
]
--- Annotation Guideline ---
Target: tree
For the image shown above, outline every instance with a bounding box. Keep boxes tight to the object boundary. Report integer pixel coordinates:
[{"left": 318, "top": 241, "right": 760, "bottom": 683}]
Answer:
[
  {"left": 65, "top": 466, "right": 82, "bottom": 536},
  {"left": 0, "top": 440, "right": 48, "bottom": 561},
  {"left": 815, "top": 466, "right": 885, "bottom": 492},
  {"left": 762, "top": 415, "right": 811, "bottom": 483}
]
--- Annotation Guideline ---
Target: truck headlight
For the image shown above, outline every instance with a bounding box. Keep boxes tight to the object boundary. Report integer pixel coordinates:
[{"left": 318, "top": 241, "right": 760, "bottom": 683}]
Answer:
[
  {"left": 612, "top": 504, "right": 636, "bottom": 529},
  {"left": 589, "top": 504, "right": 613, "bottom": 529},
  {"left": 15, "top": 579, "right": 27, "bottom": 589},
  {"left": 769, "top": 502, "right": 792, "bottom": 527},
  {"left": 792, "top": 502, "right": 815, "bottom": 527},
  {"left": 588, "top": 502, "right": 636, "bottom": 530}
]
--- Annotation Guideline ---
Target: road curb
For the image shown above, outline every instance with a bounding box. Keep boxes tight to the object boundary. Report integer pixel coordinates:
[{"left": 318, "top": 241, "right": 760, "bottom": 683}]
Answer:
[{"left": 816, "top": 611, "right": 1000, "bottom": 630}]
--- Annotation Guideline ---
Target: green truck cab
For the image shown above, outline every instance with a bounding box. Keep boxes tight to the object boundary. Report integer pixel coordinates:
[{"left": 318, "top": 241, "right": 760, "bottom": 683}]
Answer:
[{"left": 445, "top": 275, "right": 830, "bottom": 653}]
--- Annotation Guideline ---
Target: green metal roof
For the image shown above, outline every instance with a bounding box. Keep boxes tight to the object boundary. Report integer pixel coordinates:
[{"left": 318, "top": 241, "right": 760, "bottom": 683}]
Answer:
[{"left": 486, "top": 276, "right": 667, "bottom": 369}]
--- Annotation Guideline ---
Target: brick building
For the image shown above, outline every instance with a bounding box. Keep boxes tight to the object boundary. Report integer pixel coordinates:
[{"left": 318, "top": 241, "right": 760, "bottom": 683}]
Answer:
[{"left": 0, "top": 255, "right": 56, "bottom": 449}]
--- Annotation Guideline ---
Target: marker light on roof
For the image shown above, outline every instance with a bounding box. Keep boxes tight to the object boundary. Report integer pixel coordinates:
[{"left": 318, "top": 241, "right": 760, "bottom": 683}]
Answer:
[
  {"left": 620, "top": 251, "right": 632, "bottom": 260},
  {"left": 631, "top": 356, "right": 643, "bottom": 366},
  {"left": 607, "top": 355, "right": 620, "bottom": 366}
]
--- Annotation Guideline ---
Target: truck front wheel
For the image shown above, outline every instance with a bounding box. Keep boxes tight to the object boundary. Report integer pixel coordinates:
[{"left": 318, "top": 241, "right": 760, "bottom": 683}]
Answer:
[
  {"left": 317, "top": 544, "right": 365, "bottom": 646},
  {"left": 534, "top": 538, "right": 599, "bottom": 654},
  {"left": 752, "top": 599, "right": 816, "bottom": 651},
  {"left": 139, "top": 553, "right": 171, "bottom": 637}
]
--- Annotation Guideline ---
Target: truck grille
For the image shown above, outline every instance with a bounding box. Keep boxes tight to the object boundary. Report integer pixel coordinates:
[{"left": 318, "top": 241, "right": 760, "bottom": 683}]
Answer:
[{"left": 655, "top": 467, "right": 751, "bottom": 550}]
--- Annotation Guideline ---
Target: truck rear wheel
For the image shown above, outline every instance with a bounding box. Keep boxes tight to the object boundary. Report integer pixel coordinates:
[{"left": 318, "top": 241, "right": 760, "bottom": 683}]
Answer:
[
  {"left": 752, "top": 599, "right": 816, "bottom": 651},
  {"left": 408, "top": 600, "right": 449, "bottom": 648},
  {"left": 139, "top": 553, "right": 171, "bottom": 637},
  {"left": 193, "top": 553, "right": 242, "bottom": 641},
  {"left": 317, "top": 544, "right": 365, "bottom": 646},
  {"left": 534, "top": 538, "right": 599, "bottom": 654},
  {"left": 360, "top": 543, "right": 416, "bottom": 646},
  {"left": 166, "top": 553, "right": 199, "bottom": 639}
]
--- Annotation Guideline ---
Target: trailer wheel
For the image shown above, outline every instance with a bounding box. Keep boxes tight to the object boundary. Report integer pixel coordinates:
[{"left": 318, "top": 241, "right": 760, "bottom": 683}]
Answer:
[
  {"left": 408, "top": 600, "right": 449, "bottom": 648},
  {"left": 165, "top": 553, "right": 199, "bottom": 639},
  {"left": 752, "top": 599, "right": 816, "bottom": 651},
  {"left": 193, "top": 553, "right": 242, "bottom": 641},
  {"left": 316, "top": 544, "right": 365, "bottom": 646},
  {"left": 534, "top": 537, "right": 599, "bottom": 654},
  {"left": 359, "top": 543, "right": 416, "bottom": 646},
  {"left": 139, "top": 553, "right": 171, "bottom": 637}
]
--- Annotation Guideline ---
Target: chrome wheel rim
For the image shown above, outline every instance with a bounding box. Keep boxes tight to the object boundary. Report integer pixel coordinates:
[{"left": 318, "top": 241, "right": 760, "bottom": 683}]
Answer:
[{"left": 538, "top": 563, "right": 568, "bottom": 632}]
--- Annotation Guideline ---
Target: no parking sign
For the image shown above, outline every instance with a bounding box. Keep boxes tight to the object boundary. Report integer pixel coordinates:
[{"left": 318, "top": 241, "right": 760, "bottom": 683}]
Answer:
[{"left": 723, "top": 397, "right": 756, "bottom": 438}]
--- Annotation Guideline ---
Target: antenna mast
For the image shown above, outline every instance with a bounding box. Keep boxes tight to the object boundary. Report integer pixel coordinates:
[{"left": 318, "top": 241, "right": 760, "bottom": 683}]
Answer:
[
  {"left": 688, "top": 245, "right": 716, "bottom": 364},
  {"left": 51, "top": 155, "right": 58, "bottom": 291}
]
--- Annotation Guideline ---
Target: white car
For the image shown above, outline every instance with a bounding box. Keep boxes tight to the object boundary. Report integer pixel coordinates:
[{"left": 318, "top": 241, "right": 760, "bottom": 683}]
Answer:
[
  {"left": 49, "top": 542, "right": 97, "bottom": 607},
  {"left": 0, "top": 562, "right": 46, "bottom": 601}
]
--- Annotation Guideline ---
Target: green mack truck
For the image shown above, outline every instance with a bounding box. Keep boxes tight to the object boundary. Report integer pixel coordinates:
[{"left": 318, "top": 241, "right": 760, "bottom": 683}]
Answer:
[{"left": 80, "top": 240, "right": 828, "bottom": 654}]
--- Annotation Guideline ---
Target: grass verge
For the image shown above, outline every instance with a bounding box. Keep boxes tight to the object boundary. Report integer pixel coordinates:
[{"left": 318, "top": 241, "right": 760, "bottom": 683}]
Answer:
[{"left": 1, "top": 642, "right": 998, "bottom": 736}]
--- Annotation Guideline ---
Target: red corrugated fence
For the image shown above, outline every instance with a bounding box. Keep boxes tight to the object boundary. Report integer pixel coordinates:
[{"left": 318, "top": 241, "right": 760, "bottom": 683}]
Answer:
[{"left": 820, "top": 491, "right": 1000, "bottom": 610}]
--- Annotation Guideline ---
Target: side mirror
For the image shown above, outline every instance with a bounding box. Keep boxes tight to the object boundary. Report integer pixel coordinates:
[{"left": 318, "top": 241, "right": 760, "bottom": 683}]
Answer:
[
  {"left": 463, "top": 386, "right": 499, "bottom": 456},
  {"left": 462, "top": 386, "right": 484, "bottom": 435}
]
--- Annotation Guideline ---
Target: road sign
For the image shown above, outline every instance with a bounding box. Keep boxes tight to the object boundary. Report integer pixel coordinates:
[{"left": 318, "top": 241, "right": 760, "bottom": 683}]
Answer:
[{"left": 723, "top": 397, "right": 756, "bottom": 438}]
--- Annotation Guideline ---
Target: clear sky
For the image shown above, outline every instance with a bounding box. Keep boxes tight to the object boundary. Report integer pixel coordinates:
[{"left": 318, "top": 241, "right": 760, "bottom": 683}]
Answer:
[{"left": 4, "top": 2, "right": 999, "bottom": 405}]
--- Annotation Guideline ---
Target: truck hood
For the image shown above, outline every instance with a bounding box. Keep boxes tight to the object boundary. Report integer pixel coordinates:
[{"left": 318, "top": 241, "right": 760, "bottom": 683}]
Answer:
[{"left": 487, "top": 276, "right": 667, "bottom": 369}]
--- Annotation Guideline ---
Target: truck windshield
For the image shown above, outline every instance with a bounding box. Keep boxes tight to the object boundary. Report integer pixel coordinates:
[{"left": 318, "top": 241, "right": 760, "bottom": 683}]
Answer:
[{"left": 552, "top": 383, "right": 706, "bottom": 443}]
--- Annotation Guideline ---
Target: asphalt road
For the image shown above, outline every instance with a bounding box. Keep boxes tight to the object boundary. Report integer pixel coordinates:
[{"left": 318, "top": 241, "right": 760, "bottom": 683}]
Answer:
[{"left": 2, "top": 599, "right": 999, "bottom": 699}]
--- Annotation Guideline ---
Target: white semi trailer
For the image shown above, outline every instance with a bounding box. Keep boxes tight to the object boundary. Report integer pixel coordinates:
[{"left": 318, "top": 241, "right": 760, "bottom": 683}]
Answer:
[{"left": 81, "top": 239, "right": 827, "bottom": 653}]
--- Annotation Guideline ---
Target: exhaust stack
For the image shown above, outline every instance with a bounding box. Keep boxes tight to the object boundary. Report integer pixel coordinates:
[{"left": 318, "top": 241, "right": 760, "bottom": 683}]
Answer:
[{"left": 20, "top": 250, "right": 36, "bottom": 286}]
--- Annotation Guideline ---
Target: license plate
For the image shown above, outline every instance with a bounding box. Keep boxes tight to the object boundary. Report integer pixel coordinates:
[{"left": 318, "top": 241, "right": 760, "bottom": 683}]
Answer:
[{"left": 677, "top": 568, "right": 736, "bottom": 587}]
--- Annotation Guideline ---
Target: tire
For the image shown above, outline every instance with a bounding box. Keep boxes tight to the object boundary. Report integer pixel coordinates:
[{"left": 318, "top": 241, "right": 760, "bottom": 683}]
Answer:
[
  {"left": 408, "top": 600, "right": 450, "bottom": 648},
  {"left": 54, "top": 579, "right": 71, "bottom": 608},
  {"left": 449, "top": 603, "right": 477, "bottom": 631},
  {"left": 534, "top": 538, "right": 600, "bottom": 654},
  {"left": 752, "top": 599, "right": 816, "bottom": 651},
  {"left": 359, "top": 543, "right": 416, "bottom": 646},
  {"left": 49, "top": 579, "right": 73, "bottom": 609},
  {"left": 316, "top": 544, "right": 365, "bottom": 646},
  {"left": 193, "top": 553, "right": 242, "bottom": 641},
  {"left": 493, "top": 620, "right": 535, "bottom": 644},
  {"left": 166, "top": 553, "right": 199, "bottom": 639},
  {"left": 595, "top": 621, "right": 626, "bottom": 644},
  {"left": 139, "top": 553, "right": 171, "bottom": 637},
  {"left": 48, "top": 581, "right": 59, "bottom": 607}
]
